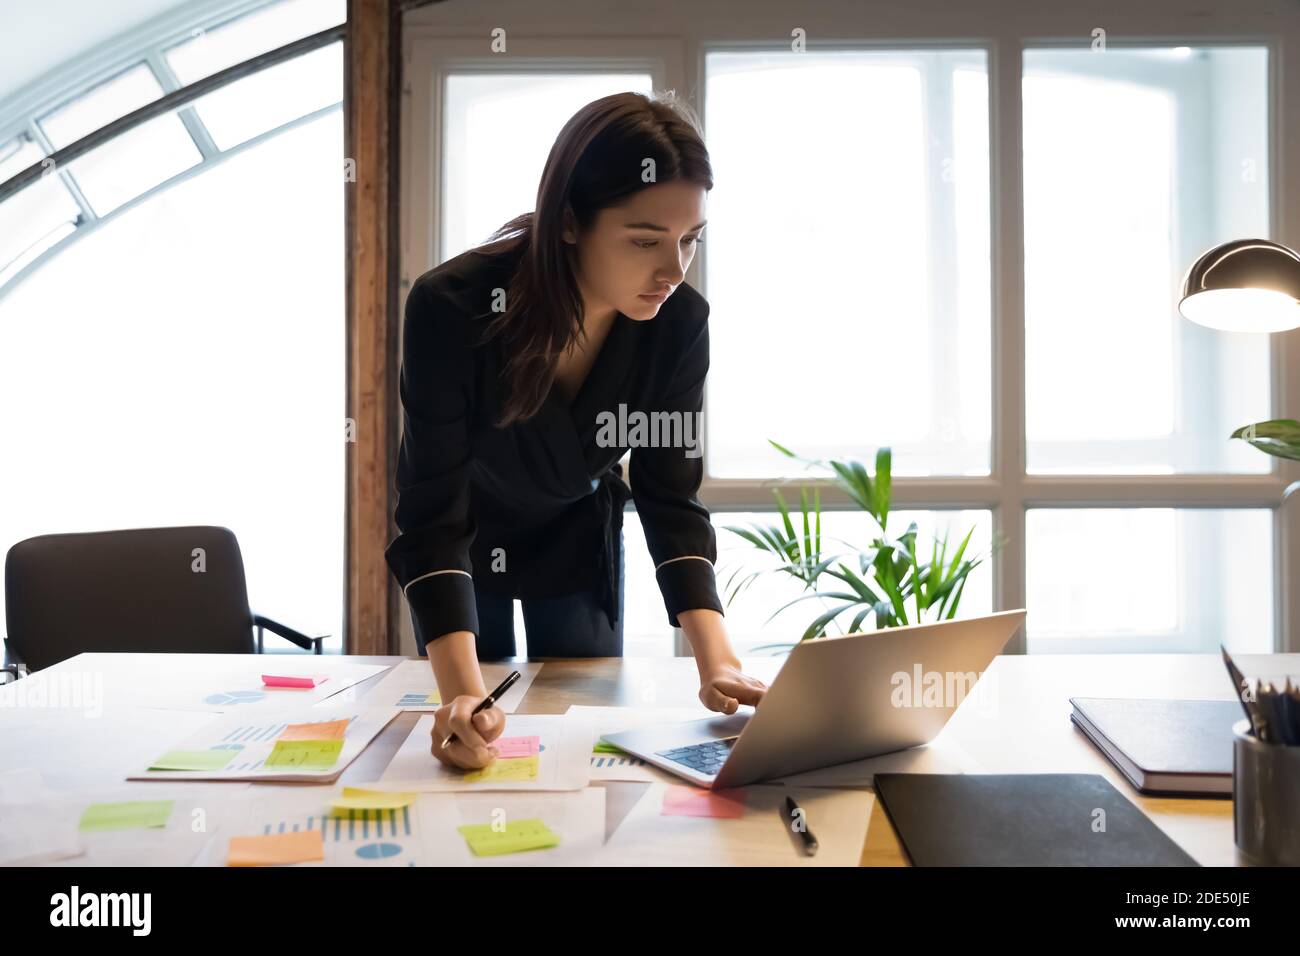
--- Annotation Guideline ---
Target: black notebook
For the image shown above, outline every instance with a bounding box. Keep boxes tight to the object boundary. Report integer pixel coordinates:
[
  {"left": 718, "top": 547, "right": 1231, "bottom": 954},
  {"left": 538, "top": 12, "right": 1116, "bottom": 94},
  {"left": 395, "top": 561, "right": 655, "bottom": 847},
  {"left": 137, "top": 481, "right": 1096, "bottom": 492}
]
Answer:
[
  {"left": 873, "top": 773, "right": 1200, "bottom": 866},
  {"left": 1069, "top": 698, "right": 1240, "bottom": 796}
]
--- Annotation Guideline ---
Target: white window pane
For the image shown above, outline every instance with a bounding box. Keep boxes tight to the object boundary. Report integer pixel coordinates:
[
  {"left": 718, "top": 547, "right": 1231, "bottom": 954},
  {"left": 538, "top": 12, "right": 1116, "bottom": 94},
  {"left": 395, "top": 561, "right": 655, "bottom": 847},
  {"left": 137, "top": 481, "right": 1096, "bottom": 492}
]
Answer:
[
  {"left": 0, "top": 112, "right": 345, "bottom": 651},
  {"left": 38, "top": 64, "right": 164, "bottom": 150},
  {"left": 954, "top": 68, "right": 992, "bottom": 445},
  {"left": 622, "top": 507, "right": 993, "bottom": 656},
  {"left": 65, "top": 112, "right": 202, "bottom": 215},
  {"left": 1023, "top": 47, "right": 1271, "bottom": 474},
  {"left": 166, "top": 0, "right": 347, "bottom": 86},
  {"left": 0, "top": 138, "right": 81, "bottom": 273},
  {"left": 190, "top": 41, "right": 342, "bottom": 151},
  {"left": 0, "top": 137, "right": 34, "bottom": 179},
  {"left": 1026, "top": 508, "right": 1272, "bottom": 653},
  {"left": 442, "top": 73, "right": 654, "bottom": 259},
  {"left": 0, "top": 221, "right": 75, "bottom": 289},
  {"left": 704, "top": 51, "right": 991, "bottom": 479}
]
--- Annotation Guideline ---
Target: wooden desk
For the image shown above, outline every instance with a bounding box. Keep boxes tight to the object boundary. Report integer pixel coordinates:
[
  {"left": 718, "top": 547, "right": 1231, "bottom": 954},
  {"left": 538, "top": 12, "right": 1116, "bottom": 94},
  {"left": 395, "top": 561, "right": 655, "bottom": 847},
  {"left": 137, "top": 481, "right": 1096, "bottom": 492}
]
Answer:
[{"left": 1, "top": 651, "right": 1276, "bottom": 866}]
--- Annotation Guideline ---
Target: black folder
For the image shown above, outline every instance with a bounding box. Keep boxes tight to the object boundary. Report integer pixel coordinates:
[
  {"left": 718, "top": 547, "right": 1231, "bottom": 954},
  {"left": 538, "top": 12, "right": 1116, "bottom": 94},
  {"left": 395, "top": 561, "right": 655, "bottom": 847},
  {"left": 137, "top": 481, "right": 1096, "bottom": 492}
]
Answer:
[{"left": 873, "top": 773, "right": 1200, "bottom": 866}]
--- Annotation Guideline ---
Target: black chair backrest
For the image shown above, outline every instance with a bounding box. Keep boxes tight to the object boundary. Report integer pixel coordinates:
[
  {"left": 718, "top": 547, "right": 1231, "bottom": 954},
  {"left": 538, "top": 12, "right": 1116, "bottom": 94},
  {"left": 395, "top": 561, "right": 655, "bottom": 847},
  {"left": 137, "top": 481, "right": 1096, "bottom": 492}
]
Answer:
[{"left": 5, "top": 526, "right": 256, "bottom": 670}]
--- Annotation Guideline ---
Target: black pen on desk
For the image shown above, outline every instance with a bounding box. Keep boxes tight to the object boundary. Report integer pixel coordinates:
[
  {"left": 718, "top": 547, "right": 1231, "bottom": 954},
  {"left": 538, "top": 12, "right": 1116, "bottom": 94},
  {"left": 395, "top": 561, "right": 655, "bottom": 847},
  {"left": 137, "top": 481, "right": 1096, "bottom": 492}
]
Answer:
[
  {"left": 784, "top": 795, "right": 818, "bottom": 856},
  {"left": 440, "top": 671, "right": 521, "bottom": 751}
]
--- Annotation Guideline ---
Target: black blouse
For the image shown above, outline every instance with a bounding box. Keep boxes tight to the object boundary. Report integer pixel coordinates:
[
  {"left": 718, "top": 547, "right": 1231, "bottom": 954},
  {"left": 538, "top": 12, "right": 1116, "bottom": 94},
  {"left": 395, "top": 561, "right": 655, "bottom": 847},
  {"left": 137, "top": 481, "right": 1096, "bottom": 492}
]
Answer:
[{"left": 384, "top": 243, "right": 725, "bottom": 652}]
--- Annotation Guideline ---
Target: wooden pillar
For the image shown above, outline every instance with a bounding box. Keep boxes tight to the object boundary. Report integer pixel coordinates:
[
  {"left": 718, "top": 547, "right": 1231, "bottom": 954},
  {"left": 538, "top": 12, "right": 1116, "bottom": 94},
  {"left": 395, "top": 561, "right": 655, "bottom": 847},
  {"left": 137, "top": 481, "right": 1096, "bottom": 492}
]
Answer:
[{"left": 344, "top": 0, "right": 401, "bottom": 654}]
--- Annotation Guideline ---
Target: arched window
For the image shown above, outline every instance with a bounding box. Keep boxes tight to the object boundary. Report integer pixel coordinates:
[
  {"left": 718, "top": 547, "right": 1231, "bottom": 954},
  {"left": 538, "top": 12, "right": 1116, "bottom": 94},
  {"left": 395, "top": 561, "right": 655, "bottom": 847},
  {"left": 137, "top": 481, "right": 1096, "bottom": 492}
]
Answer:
[{"left": 0, "top": 0, "right": 347, "bottom": 651}]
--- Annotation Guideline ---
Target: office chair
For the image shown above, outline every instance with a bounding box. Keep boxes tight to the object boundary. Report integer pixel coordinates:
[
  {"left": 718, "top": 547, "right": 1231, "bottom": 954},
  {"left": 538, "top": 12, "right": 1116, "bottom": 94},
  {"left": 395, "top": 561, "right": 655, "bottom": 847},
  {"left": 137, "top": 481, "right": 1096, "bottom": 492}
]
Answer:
[{"left": 2, "top": 526, "right": 328, "bottom": 674}]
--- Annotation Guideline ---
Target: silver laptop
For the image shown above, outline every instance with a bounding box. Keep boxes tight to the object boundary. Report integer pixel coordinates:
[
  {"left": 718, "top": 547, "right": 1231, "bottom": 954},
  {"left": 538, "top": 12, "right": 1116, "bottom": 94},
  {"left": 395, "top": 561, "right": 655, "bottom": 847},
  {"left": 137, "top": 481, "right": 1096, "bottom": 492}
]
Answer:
[{"left": 602, "top": 609, "right": 1026, "bottom": 789}]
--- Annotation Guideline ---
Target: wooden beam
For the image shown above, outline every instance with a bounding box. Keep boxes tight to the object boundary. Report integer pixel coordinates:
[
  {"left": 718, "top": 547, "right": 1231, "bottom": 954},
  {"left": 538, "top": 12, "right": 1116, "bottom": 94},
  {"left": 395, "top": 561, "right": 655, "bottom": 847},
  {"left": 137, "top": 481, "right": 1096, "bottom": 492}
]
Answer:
[{"left": 345, "top": 0, "right": 401, "bottom": 654}]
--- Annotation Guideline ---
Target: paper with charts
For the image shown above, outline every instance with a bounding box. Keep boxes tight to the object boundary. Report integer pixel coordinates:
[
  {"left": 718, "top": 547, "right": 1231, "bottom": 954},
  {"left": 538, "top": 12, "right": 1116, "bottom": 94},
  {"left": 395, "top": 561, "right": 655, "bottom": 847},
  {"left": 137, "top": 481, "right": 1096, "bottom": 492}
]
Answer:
[
  {"left": 595, "top": 782, "right": 875, "bottom": 867},
  {"left": 197, "top": 786, "right": 433, "bottom": 867},
  {"left": 417, "top": 788, "right": 605, "bottom": 866},
  {"left": 371, "top": 713, "right": 591, "bottom": 791},
  {"left": 0, "top": 769, "right": 251, "bottom": 867},
  {"left": 567, "top": 704, "right": 722, "bottom": 782},
  {"left": 121, "top": 657, "right": 391, "bottom": 713},
  {"left": 126, "top": 706, "right": 400, "bottom": 783},
  {"left": 357, "top": 660, "right": 541, "bottom": 712}
]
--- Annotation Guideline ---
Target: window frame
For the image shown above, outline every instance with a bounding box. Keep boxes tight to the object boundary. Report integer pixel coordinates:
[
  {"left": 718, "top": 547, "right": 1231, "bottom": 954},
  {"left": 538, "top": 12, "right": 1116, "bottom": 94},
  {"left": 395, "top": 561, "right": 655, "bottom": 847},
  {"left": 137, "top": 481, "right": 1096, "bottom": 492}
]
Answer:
[
  {"left": 0, "top": 2, "right": 349, "bottom": 651},
  {"left": 693, "top": 35, "right": 1293, "bottom": 655},
  {"left": 401, "top": 4, "right": 1300, "bottom": 656}
]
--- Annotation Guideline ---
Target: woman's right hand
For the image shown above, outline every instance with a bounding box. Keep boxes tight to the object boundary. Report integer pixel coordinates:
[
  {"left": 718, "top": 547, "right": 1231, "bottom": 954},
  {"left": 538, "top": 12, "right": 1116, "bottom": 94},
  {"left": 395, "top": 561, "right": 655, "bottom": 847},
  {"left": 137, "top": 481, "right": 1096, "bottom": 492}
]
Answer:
[{"left": 429, "top": 695, "right": 506, "bottom": 770}]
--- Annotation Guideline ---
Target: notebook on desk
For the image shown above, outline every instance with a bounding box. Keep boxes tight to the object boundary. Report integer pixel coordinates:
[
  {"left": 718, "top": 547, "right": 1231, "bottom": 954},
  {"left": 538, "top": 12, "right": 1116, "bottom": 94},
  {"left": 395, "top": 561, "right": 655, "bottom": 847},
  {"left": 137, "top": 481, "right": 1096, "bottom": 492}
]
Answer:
[
  {"left": 1069, "top": 698, "right": 1239, "bottom": 796},
  {"left": 873, "top": 773, "right": 1200, "bottom": 866}
]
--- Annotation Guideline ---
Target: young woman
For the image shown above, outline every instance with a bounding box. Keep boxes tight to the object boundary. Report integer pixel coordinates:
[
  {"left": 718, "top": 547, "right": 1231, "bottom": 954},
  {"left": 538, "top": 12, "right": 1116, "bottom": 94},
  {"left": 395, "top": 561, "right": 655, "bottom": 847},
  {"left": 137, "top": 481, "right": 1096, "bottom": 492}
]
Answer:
[{"left": 386, "top": 91, "right": 768, "bottom": 771}]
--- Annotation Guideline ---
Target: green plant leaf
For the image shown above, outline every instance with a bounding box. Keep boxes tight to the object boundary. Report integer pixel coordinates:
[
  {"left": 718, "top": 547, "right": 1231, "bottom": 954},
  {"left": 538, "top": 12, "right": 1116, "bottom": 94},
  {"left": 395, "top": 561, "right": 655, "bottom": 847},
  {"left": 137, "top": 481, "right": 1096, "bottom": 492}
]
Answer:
[
  {"left": 800, "top": 602, "right": 859, "bottom": 641},
  {"left": 826, "top": 563, "right": 883, "bottom": 605},
  {"left": 1231, "top": 419, "right": 1300, "bottom": 461},
  {"left": 849, "top": 606, "right": 874, "bottom": 633},
  {"left": 874, "top": 447, "right": 892, "bottom": 525}
]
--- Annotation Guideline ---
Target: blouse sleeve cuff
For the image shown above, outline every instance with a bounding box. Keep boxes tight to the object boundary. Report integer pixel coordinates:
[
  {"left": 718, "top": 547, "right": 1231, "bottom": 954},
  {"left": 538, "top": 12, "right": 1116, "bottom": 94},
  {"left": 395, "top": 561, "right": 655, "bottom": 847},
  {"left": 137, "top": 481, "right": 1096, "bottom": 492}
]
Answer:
[
  {"left": 655, "top": 557, "right": 725, "bottom": 627},
  {"left": 406, "top": 571, "right": 479, "bottom": 655}
]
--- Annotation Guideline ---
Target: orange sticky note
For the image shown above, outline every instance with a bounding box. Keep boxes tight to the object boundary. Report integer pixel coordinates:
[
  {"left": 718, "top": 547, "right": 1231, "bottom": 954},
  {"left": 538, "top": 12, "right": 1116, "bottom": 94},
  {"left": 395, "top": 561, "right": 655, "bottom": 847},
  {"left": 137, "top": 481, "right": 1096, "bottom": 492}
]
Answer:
[
  {"left": 263, "top": 674, "right": 329, "bottom": 688},
  {"left": 278, "top": 719, "right": 349, "bottom": 741},
  {"left": 228, "top": 829, "right": 325, "bottom": 866},
  {"left": 661, "top": 785, "right": 747, "bottom": 819}
]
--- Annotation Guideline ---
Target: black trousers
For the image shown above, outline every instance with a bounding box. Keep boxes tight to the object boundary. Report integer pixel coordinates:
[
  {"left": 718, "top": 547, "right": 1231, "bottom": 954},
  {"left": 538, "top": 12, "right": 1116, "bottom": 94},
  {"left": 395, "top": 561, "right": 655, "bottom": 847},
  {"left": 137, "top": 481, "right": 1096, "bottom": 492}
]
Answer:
[{"left": 472, "top": 530, "right": 625, "bottom": 660}]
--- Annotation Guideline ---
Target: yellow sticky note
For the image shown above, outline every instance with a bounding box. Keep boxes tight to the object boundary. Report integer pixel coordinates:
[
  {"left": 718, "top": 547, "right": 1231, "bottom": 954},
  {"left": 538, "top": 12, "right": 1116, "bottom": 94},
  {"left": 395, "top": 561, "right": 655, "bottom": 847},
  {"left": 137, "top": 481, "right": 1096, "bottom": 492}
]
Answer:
[
  {"left": 278, "top": 719, "right": 349, "bottom": 741},
  {"left": 228, "top": 830, "right": 324, "bottom": 866},
  {"left": 462, "top": 756, "right": 539, "bottom": 783},
  {"left": 265, "top": 739, "right": 343, "bottom": 769},
  {"left": 328, "top": 788, "right": 417, "bottom": 816},
  {"left": 457, "top": 818, "right": 560, "bottom": 857}
]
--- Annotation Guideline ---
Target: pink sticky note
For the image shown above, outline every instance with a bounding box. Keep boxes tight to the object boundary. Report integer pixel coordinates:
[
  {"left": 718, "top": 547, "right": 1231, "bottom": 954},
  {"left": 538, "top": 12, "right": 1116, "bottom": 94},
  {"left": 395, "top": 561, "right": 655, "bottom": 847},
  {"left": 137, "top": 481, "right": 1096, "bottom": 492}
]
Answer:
[
  {"left": 262, "top": 674, "right": 329, "bottom": 688},
  {"left": 661, "top": 785, "right": 747, "bottom": 819},
  {"left": 491, "top": 735, "right": 540, "bottom": 758}
]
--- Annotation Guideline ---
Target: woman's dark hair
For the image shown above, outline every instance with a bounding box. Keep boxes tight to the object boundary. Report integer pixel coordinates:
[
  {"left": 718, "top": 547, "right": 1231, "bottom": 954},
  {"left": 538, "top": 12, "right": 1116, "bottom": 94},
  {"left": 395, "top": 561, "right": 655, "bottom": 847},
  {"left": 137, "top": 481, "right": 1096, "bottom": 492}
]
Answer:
[{"left": 472, "top": 90, "right": 713, "bottom": 428}]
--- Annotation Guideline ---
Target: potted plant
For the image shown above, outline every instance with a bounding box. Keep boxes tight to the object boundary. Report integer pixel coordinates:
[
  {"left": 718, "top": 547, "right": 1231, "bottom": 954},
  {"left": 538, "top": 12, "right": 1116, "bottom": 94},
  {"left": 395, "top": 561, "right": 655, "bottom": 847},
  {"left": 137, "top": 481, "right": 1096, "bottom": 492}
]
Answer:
[{"left": 721, "top": 441, "right": 1004, "bottom": 653}]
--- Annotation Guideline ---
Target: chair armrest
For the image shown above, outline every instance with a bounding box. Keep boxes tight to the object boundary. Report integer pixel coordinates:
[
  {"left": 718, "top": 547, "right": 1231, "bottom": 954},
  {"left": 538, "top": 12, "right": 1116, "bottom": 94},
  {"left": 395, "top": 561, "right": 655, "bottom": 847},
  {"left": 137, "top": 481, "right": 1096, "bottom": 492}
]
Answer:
[
  {"left": 253, "top": 614, "right": 329, "bottom": 655},
  {"left": 2, "top": 639, "right": 29, "bottom": 683}
]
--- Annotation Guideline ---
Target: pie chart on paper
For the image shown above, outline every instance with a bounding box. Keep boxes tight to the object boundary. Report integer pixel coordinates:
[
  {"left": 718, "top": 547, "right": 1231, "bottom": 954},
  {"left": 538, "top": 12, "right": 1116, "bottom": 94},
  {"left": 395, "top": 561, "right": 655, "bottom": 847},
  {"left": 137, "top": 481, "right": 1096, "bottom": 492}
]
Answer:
[{"left": 203, "top": 690, "right": 267, "bottom": 706}]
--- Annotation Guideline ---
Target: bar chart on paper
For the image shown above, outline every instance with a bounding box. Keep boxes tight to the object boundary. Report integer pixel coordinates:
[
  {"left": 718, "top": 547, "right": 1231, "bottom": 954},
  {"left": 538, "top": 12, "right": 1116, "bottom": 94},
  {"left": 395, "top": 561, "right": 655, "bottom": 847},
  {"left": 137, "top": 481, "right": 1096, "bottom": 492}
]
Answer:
[
  {"left": 260, "top": 807, "right": 419, "bottom": 865},
  {"left": 129, "top": 706, "right": 400, "bottom": 782},
  {"left": 217, "top": 716, "right": 360, "bottom": 772},
  {"left": 205, "top": 790, "right": 430, "bottom": 866}
]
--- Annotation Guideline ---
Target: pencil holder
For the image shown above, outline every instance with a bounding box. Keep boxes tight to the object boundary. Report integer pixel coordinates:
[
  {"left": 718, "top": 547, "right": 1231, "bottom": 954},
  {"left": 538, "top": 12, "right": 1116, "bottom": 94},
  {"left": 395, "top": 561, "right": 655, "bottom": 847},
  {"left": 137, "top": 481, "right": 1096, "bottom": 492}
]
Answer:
[{"left": 1233, "top": 719, "right": 1300, "bottom": 865}]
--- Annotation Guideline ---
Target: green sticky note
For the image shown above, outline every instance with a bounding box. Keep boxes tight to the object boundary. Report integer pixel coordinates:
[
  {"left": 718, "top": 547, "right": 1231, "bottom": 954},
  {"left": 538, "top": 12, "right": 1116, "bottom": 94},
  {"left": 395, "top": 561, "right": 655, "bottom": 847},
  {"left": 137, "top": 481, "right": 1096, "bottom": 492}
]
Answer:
[
  {"left": 593, "top": 740, "right": 624, "bottom": 754},
  {"left": 265, "top": 738, "right": 343, "bottom": 769},
  {"left": 149, "top": 749, "right": 237, "bottom": 771},
  {"left": 457, "top": 818, "right": 560, "bottom": 857},
  {"left": 79, "top": 800, "right": 175, "bottom": 833}
]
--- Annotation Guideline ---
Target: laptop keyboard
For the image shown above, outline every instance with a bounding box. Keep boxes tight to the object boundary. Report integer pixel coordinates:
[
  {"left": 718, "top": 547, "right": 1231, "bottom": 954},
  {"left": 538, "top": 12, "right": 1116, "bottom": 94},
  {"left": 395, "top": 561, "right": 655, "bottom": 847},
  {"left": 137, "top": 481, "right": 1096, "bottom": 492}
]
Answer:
[{"left": 655, "top": 737, "right": 739, "bottom": 776}]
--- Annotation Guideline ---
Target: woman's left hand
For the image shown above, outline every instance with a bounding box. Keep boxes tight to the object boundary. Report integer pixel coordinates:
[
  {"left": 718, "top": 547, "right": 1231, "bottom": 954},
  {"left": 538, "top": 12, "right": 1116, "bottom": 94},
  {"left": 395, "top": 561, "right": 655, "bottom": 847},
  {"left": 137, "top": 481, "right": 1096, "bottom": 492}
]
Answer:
[{"left": 698, "top": 663, "right": 768, "bottom": 715}]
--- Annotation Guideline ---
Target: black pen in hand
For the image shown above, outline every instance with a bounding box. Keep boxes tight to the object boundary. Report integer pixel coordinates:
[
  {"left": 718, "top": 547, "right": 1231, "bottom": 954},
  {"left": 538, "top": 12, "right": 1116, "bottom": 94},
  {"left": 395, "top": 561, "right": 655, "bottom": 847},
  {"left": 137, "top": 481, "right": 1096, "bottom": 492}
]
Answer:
[{"left": 440, "top": 670, "right": 521, "bottom": 752}]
